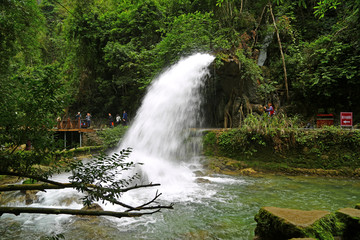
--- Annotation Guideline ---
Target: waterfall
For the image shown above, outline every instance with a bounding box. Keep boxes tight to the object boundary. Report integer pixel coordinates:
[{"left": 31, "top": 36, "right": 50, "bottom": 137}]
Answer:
[
  {"left": 115, "top": 53, "right": 215, "bottom": 196},
  {"left": 257, "top": 33, "right": 274, "bottom": 66}
]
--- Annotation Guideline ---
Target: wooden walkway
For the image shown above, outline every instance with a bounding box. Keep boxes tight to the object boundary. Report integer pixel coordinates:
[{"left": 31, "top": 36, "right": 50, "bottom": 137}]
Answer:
[
  {"left": 55, "top": 119, "right": 95, "bottom": 132},
  {"left": 54, "top": 119, "right": 96, "bottom": 148}
]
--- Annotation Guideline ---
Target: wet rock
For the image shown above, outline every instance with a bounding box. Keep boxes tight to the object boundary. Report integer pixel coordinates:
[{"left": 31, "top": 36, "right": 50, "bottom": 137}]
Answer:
[
  {"left": 336, "top": 208, "right": 360, "bottom": 240},
  {"left": 254, "top": 206, "right": 336, "bottom": 240},
  {"left": 182, "top": 230, "right": 212, "bottom": 239},
  {"left": 59, "top": 195, "right": 82, "bottom": 206},
  {"left": 25, "top": 190, "right": 39, "bottom": 205},
  {"left": 78, "top": 203, "right": 104, "bottom": 219},
  {"left": 81, "top": 203, "right": 103, "bottom": 211},
  {"left": 239, "top": 168, "right": 257, "bottom": 176},
  {"left": 0, "top": 191, "right": 25, "bottom": 205},
  {"left": 195, "top": 178, "right": 211, "bottom": 184},
  {"left": 194, "top": 170, "right": 205, "bottom": 177}
]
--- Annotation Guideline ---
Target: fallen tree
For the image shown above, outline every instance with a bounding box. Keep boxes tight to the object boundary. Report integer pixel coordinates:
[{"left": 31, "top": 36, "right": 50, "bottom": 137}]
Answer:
[
  {"left": 0, "top": 206, "right": 161, "bottom": 218},
  {"left": 0, "top": 148, "right": 174, "bottom": 218}
]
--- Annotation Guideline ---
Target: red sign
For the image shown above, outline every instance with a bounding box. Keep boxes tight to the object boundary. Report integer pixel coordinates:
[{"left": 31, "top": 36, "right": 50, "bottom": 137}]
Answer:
[{"left": 340, "top": 112, "right": 353, "bottom": 126}]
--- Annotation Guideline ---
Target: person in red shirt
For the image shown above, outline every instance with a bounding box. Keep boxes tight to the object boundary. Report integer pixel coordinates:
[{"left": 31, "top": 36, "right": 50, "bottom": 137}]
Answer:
[{"left": 264, "top": 103, "right": 275, "bottom": 116}]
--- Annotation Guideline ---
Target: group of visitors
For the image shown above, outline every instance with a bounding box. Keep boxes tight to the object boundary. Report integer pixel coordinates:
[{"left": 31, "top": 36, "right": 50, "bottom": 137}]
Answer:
[
  {"left": 75, "top": 112, "right": 92, "bottom": 128},
  {"left": 108, "top": 110, "right": 128, "bottom": 128},
  {"left": 72, "top": 110, "right": 128, "bottom": 129}
]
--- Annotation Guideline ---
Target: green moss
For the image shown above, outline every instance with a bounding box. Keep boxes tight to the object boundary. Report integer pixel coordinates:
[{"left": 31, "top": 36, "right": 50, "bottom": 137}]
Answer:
[
  {"left": 303, "top": 214, "right": 338, "bottom": 240},
  {"left": 255, "top": 207, "right": 337, "bottom": 240},
  {"left": 335, "top": 208, "right": 360, "bottom": 240},
  {"left": 203, "top": 131, "right": 217, "bottom": 156},
  {"left": 22, "top": 178, "right": 38, "bottom": 184}
]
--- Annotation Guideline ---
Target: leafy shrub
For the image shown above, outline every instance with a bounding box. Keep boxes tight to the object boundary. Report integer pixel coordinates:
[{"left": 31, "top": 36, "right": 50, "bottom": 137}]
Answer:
[
  {"left": 203, "top": 114, "right": 360, "bottom": 170},
  {"left": 97, "top": 126, "right": 128, "bottom": 150},
  {"left": 203, "top": 131, "right": 217, "bottom": 156}
]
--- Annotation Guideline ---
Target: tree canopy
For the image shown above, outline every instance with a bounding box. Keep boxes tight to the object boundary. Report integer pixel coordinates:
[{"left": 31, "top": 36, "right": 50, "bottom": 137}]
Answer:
[{"left": 2, "top": 0, "right": 358, "bottom": 119}]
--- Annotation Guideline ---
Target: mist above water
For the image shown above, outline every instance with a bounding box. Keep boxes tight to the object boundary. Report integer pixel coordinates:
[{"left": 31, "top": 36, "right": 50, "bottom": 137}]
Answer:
[{"left": 115, "top": 53, "right": 215, "bottom": 195}]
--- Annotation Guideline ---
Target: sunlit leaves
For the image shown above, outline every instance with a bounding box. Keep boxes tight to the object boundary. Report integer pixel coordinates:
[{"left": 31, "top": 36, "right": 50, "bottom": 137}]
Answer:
[
  {"left": 68, "top": 148, "right": 140, "bottom": 206},
  {"left": 314, "top": 0, "right": 342, "bottom": 18},
  {"left": 152, "top": 11, "right": 214, "bottom": 67}
]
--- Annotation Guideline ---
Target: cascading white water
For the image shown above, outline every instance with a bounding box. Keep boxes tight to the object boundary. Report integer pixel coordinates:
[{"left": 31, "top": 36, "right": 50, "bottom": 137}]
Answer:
[
  {"left": 257, "top": 33, "right": 274, "bottom": 66},
  {"left": 0, "top": 53, "right": 216, "bottom": 239},
  {"left": 115, "top": 53, "right": 215, "bottom": 196}
]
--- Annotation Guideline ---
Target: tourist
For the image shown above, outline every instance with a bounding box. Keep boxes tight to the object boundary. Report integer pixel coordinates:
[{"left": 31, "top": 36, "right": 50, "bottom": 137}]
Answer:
[
  {"left": 75, "top": 112, "right": 81, "bottom": 128},
  {"left": 108, "top": 113, "right": 114, "bottom": 128},
  {"left": 116, "top": 114, "right": 121, "bottom": 126},
  {"left": 264, "top": 103, "right": 275, "bottom": 117},
  {"left": 86, "top": 113, "right": 91, "bottom": 128},
  {"left": 122, "top": 110, "right": 128, "bottom": 126}
]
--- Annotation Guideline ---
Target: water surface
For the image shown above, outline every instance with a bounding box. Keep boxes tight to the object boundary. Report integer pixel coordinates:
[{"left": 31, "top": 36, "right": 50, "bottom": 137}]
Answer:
[{"left": 1, "top": 172, "right": 359, "bottom": 240}]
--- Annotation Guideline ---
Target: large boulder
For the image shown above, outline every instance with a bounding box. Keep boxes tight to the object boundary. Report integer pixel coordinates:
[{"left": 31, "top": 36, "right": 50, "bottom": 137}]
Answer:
[
  {"left": 254, "top": 207, "right": 337, "bottom": 240},
  {"left": 336, "top": 208, "right": 360, "bottom": 240}
]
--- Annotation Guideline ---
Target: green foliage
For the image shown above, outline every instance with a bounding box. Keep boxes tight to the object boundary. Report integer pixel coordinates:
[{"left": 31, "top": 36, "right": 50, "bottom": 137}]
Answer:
[
  {"left": 68, "top": 148, "right": 139, "bottom": 206},
  {"left": 314, "top": 0, "right": 342, "bottom": 18},
  {"left": 235, "top": 49, "right": 263, "bottom": 83},
  {"left": 203, "top": 114, "right": 302, "bottom": 158},
  {"left": 242, "top": 113, "right": 301, "bottom": 134},
  {"left": 22, "top": 178, "right": 38, "bottom": 184},
  {"left": 0, "top": 63, "right": 68, "bottom": 175},
  {"left": 0, "top": 64, "right": 66, "bottom": 149},
  {"left": 291, "top": 31, "right": 360, "bottom": 113},
  {"left": 152, "top": 11, "right": 214, "bottom": 67},
  {"left": 0, "top": 0, "right": 45, "bottom": 72},
  {"left": 203, "top": 131, "right": 218, "bottom": 155},
  {"left": 203, "top": 114, "right": 360, "bottom": 170},
  {"left": 0, "top": 1, "right": 71, "bottom": 179},
  {"left": 97, "top": 126, "right": 128, "bottom": 149},
  {"left": 60, "top": 0, "right": 168, "bottom": 115}
]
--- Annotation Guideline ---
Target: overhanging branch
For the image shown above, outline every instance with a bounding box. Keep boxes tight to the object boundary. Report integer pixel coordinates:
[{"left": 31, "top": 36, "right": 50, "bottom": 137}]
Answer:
[
  {"left": 0, "top": 182, "right": 161, "bottom": 192},
  {"left": 0, "top": 206, "right": 159, "bottom": 218},
  {"left": 0, "top": 171, "right": 65, "bottom": 186}
]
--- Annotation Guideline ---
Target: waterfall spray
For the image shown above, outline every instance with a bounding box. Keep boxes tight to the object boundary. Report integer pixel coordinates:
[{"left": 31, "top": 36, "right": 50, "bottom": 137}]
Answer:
[{"left": 116, "top": 53, "right": 215, "bottom": 195}]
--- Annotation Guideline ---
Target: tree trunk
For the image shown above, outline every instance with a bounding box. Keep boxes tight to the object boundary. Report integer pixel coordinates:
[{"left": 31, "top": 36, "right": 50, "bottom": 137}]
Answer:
[
  {"left": 0, "top": 182, "right": 160, "bottom": 192},
  {"left": 269, "top": 3, "right": 289, "bottom": 100},
  {"left": 224, "top": 90, "right": 234, "bottom": 128},
  {"left": 0, "top": 206, "right": 158, "bottom": 218}
]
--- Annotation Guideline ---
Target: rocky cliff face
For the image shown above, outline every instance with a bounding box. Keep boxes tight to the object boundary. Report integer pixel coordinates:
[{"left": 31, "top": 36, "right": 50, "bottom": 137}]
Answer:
[{"left": 203, "top": 59, "right": 262, "bottom": 128}]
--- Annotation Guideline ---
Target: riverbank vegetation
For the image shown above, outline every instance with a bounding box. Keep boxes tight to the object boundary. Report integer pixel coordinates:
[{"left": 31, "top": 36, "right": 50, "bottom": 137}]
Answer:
[{"left": 203, "top": 114, "right": 360, "bottom": 178}]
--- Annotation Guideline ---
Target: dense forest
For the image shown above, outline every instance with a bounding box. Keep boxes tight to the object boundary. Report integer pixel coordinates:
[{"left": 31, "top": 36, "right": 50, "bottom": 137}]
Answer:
[{"left": 1, "top": 0, "right": 360, "bottom": 141}]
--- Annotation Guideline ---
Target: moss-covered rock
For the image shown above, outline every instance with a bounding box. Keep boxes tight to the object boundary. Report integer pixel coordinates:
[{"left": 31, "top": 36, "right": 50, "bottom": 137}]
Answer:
[
  {"left": 336, "top": 208, "right": 360, "bottom": 240},
  {"left": 254, "top": 207, "right": 337, "bottom": 240},
  {"left": 355, "top": 204, "right": 360, "bottom": 210}
]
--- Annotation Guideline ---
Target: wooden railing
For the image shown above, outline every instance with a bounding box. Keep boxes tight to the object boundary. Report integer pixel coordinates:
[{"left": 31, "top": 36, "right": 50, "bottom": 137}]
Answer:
[{"left": 57, "top": 118, "right": 82, "bottom": 129}]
